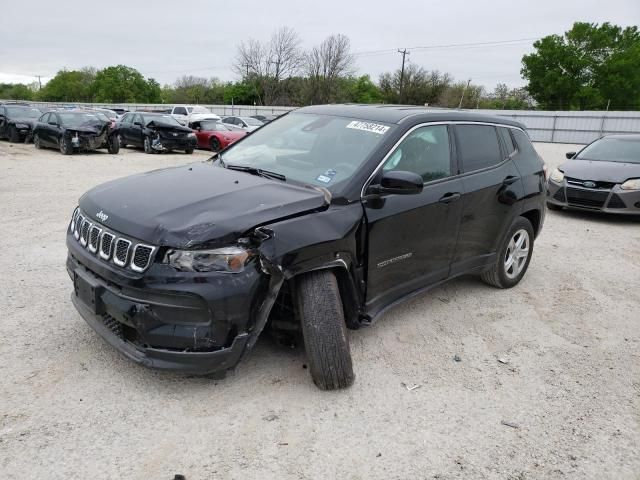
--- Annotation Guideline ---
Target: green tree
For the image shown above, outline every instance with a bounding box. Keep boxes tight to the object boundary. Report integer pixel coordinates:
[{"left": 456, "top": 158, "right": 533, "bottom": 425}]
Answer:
[
  {"left": 344, "top": 75, "right": 382, "bottom": 103},
  {"left": 379, "top": 65, "right": 452, "bottom": 105},
  {"left": 522, "top": 22, "right": 640, "bottom": 110},
  {"left": 38, "top": 68, "right": 95, "bottom": 102},
  {"left": 0, "top": 83, "right": 34, "bottom": 100},
  {"left": 91, "top": 65, "right": 161, "bottom": 103}
]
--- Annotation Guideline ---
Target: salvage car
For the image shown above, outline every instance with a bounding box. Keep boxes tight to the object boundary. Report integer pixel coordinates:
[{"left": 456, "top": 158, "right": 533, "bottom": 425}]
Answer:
[
  {"left": 0, "top": 103, "right": 42, "bottom": 142},
  {"left": 547, "top": 134, "right": 640, "bottom": 214},
  {"left": 221, "top": 115, "right": 264, "bottom": 132},
  {"left": 66, "top": 105, "right": 546, "bottom": 390},
  {"left": 191, "top": 119, "right": 247, "bottom": 151},
  {"left": 118, "top": 112, "right": 197, "bottom": 154},
  {"left": 33, "top": 110, "right": 119, "bottom": 155}
]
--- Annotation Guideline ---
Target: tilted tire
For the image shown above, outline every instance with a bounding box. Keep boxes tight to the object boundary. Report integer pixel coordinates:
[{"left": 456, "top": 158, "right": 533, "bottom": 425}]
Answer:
[
  {"left": 481, "top": 216, "right": 534, "bottom": 289},
  {"left": 33, "top": 133, "right": 42, "bottom": 149},
  {"left": 8, "top": 125, "right": 21, "bottom": 143},
  {"left": 118, "top": 135, "right": 127, "bottom": 148},
  {"left": 294, "top": 269, "right": 355, "bottom": 390},
  {"left": 143, "top": 135, "right": 153, "bottom": 154},
  {"left": 59, "top": 136, "right": 72, "bottom": 155},
  {"left": 210, "top": 137, "right": 221, "bottom": 152},
  {"left": 107, "top": 134, "right": 120, "bottom": 154},
  {"left": 546, "top": 202, "right": 563, "bottom": 211}
]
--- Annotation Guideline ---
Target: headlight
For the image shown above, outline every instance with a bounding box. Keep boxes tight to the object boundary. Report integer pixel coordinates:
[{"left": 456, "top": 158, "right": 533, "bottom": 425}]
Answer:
[
  {"left": 14, "top": 123, "right": 29, "bottom": 129},
  {"left": 187, "top": 132, "right": 196, "bottom": 138},
  {"left": 621, "top": 178, "right": 640, "bottom": 190},
  {"left": 550, "top": 168, "right": 564, "bottom": 183},
  {"left": 164, "top": 246, "right": 251, "bottom": 273}
]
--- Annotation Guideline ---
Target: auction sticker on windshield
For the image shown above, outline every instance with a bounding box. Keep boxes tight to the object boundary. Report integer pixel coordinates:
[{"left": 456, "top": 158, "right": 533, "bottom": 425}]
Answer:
[{"left": 346, "top": 121, "right": 390, "bottom": 135}]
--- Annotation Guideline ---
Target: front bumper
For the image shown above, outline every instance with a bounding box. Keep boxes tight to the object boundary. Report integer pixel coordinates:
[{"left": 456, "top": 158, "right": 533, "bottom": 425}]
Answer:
[
  {"left": 547, "top": 179, "right": 640, "bottom": 215},
  {"left": 67, "top": 231, "right": 279, "bottom": 375},
  {"left": 152, "top": 135, "right": 197, "bottom": 151},
  {"left": 70, "top": 133, "right": 108, "bottom": 151}
]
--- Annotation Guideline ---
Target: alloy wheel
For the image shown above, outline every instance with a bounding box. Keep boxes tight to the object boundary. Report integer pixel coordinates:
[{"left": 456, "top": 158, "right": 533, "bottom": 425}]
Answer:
[{"left": 504, "top": 229, "right": 530, "bottom": 279}]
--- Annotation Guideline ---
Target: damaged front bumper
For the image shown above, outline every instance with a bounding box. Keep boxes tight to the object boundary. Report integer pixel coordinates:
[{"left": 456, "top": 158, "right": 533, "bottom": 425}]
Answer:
[
  {"left": 70, "top": 131, "right": 108, "bottom": 151},
  {"left": 151, "top": 134, "right": 197, "bottom": 152},
  {"left": 67, "top": 232, "right": 282, "bottom": 375}
]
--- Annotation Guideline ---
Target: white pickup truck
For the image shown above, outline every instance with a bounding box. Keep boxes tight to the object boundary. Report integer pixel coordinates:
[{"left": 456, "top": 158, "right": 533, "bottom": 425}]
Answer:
[{"left": 170, "top": 105, "right": 221, "bottom": 126}]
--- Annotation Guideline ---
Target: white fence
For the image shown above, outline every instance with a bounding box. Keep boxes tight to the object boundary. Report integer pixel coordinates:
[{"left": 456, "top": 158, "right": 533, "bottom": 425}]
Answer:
[{"left": 5, "top": 100, "right": 640, "bottom": 144}]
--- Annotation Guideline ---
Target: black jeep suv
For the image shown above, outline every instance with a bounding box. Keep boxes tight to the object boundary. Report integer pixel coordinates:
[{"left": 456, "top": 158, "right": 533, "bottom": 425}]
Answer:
[{"left": 66, "top": 105, "right": 546, "bottom": 390}]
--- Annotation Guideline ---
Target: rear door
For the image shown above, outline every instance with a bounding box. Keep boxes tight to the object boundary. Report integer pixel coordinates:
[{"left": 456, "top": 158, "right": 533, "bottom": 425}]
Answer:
[
  {"left": 130, "top": 114, "right": 145, "bottom": 146},
  {"left": 450, "top": 123, "right": 524, "bottom": 275},
  {"left": 364, "top": 124, "right": 463, "bottom": 313}
]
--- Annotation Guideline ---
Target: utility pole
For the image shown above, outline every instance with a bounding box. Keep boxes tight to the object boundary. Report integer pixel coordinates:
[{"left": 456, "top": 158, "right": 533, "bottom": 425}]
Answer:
[
  {"left": 397, "top": 48, "right": 410, "bottom": 104},
  {"left": 458, "top": 78, "right": 471, "bottom": 109},
  {"left": 36, "top": 75, "right": 42, "bottom": 90}
]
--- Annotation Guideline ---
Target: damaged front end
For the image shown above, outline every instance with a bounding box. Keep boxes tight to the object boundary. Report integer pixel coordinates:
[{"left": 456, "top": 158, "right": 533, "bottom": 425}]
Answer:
[
  {"left": 66, "top": 123, "right": 115, "bottom": 152},
  {"left": 147, "top": 121, "right": 197, "bottom": 152}
]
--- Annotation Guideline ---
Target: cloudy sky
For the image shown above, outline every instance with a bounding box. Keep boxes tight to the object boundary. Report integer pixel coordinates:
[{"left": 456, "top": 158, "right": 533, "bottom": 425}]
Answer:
[{"left": 1, "top": 0, "right": 638, "bottom": 91}]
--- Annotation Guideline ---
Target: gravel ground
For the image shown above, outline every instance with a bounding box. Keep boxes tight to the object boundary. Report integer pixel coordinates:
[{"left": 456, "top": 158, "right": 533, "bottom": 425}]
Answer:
[{"left": 1, "top": 140, "right": 639, "bottom": 480}]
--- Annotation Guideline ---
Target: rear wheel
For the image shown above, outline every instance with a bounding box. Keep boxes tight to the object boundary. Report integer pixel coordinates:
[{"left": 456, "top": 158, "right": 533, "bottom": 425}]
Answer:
[
  {"left": 59, "top": 136, "right": 72, "bottom": 155},
  {"left": 481, "top": 217, "right": 534, "bottom": 289},
  {"left": 295, "top": 270, "right": 355, "bottom": 390},
  {"left": 107, "top": 134, "right": 120, "bottom": 154},
  {"left": 33, "top": 133, "right": 42, "bottom": 149},
  {"left": 8, "top": 126, "right": 21, "bottom": 143},
  {"left": 210, "top": 137, "right": 221, "bottom": 152}
]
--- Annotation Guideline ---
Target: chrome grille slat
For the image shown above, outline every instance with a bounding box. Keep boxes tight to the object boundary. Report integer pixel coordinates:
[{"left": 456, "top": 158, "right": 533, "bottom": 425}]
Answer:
[{"left": 70, "top": 209, "right": 156, "bottom": 272}]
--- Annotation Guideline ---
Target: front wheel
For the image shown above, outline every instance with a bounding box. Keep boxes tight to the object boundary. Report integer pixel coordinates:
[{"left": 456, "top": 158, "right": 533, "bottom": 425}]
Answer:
[
  {"left": 185, "top": 147, "right": 194, "bottom": 154},
  {"left": 295, "top": 270, "right": 355, "bottom": 390},
  {"left": 210, "top": 137, "right": 221, "bottom": 152},
  {"left": 118, "top": 135, "right": 127, "bottom": 148},
  {"left": 143, "top": 135, "right": 153, "bottom": 154},
  {"left": 59, "top": 136, "right": 72, "bottom": 155},
  {"left": 33, "top": 133, "right": 42, "bottom": 149},
  {"left": 480, "top": 217, "right": 534, "bottom": 289},
  {"left": 107, "top": 134, "right": 120, "bottom": 154}
]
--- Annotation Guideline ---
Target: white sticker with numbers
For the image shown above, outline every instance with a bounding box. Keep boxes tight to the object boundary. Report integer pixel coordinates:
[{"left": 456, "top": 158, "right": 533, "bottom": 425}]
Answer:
[{"left": 346, "top": 121, "right": 390, "bottom": 135}]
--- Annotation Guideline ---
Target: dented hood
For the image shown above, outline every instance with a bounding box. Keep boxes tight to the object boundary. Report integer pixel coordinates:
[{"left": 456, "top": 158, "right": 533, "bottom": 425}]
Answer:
[{"left": 79, "top": 162, "right": 329, "bottom": 248}]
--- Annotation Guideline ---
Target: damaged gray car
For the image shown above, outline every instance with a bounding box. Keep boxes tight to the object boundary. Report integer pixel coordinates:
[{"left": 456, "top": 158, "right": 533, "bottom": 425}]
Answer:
[
  {"left": 66, "top": 105, "right": 546, "bottom": 389},
  {"left": 33, "top": 110, "right": 120, "bottom": 155}
]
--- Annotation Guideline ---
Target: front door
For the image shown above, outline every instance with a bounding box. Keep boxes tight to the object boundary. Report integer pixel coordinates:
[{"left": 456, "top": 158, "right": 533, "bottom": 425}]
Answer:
[{"left": 364, "top": 124, "right": 463, "bottom": 314}]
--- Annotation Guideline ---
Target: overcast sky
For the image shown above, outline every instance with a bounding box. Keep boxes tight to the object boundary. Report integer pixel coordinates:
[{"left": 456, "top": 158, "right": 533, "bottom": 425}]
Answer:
[{"left": 1, "top": 0, "right": 638, "bottom": 92}]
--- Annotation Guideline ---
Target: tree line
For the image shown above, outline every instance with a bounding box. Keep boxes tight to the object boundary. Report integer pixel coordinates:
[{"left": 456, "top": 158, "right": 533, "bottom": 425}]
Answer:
[{"left": 1, "top": 22, "right": 638, "bottom": 110}]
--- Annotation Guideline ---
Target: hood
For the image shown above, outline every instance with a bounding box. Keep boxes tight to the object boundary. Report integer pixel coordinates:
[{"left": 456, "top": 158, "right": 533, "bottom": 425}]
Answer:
[
  {"left": 560, "top": 159, "right": 640, "bottom": 183},
  {"left": 147, "top": 120, "right": 192, "bottom": 132},
  {"left": 68, "top": 122, "right": 108, "bottom": 135},
  {"left": 79, "top": 162, "right": 329, "bottom": 248}
]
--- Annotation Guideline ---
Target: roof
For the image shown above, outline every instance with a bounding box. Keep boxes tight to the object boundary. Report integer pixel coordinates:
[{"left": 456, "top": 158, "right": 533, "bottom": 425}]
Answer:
[
  {"left": 295, "top": 104, "right": 525, "bottom": 129},
  {"left": 603, "top": 134, "right": 640, "bottom": 140}
]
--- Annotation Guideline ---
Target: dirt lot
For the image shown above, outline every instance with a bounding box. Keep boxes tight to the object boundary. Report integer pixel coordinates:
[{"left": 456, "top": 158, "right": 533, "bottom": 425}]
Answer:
[{"left": 1, "top": 140, "right": 639, "bottom": 480}]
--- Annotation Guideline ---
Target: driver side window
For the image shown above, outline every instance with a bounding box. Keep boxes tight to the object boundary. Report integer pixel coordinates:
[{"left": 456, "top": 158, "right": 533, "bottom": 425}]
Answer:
[{"left": 383, "top": 125, "right": 451, "bottom": 183}]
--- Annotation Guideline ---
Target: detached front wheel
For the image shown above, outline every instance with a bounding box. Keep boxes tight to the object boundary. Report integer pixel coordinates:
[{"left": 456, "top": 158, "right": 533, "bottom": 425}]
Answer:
[
  {"left": 59, "top": 136, "right": 72, "bottom": 155},
  {"left": 295, "top": 270, "right": 355, "bottom": 390},
  {"left": 143, "top": 135, "right": 153, "bottom": 154},
  {"left": 33, "top": 133, "right": 42, "bottom": 149},
  {"left": 107, "top": 134, "right": 120, "bottom": 154},
  {"left": 481, "top": 217, "right": 534, "bottom": 289}
]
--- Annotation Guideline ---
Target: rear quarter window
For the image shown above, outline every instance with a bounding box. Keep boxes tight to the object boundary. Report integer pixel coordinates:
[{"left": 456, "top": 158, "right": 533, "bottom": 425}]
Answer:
[
  {"left": 498, "top": 127, "right": 517, "bottom": 156},
  {"left": 456, "top": 124, "right": 502, "bottom": 173},
  {"left": 511, "top": 129, "right": 540, "bottom": 167}
]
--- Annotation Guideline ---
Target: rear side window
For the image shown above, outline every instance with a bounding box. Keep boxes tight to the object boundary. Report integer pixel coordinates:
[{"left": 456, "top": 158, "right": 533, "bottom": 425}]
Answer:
[
  {"left": 40, "top": 113, "right": 50, "bottom": 123},
  {"left": 456, "top": 125, "right": 502, "bottom": 173},
  {"left": 498, "top": 127, "right": 516, "bottom": 156},
  {"left": 120, "top": 113, "right": 132, "bottom": 124},
  {"left": 174, "top": 107, "right": 187, "bottom": 115}
]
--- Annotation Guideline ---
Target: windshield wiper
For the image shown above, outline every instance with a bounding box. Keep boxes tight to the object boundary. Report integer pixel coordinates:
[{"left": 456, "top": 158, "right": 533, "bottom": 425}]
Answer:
[{"left": 225, "top": 164, "right": 286, "bottom": 182}]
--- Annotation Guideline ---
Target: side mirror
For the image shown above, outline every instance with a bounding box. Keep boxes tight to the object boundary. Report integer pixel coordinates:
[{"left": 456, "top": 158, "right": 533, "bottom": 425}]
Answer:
[
  {"left": 371, "top": 171, "right": 423, "bottom": 195},
  {"left": 566, "top": 151, "right": 576, "bottom": 159}
]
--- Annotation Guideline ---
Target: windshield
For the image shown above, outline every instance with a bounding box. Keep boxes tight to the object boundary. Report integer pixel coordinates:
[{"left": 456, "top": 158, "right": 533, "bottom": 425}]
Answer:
[
  {"left": 58, "top": 112, "right": 105, "bottom": 128},
  {"left": 201, "top": 121, "right": 230, "bottom": 131},
  {"left": 577, "top": 137, "right": 640, "bottom": 164},
  {"left": 221, "top": 113, "right": 394, "bottom": 189},
  {"left": 6, "top": 106, "right": 42, "bottom": 118},
  {"left": 142, "top": 114, "right": 182, "bottom": 126},
  {"left": 242, "top": 117, "right": 264, "bottom": 126}
]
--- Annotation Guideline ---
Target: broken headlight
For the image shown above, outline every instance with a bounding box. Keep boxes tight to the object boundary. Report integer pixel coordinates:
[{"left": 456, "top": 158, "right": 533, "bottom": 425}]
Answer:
[{"left": 164, "top": 246, "right": 251, "bottom": 273}]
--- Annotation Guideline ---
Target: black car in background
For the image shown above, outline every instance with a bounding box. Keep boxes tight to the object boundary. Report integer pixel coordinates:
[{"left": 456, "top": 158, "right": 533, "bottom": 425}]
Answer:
[
  {"left": 118, "top": 112, "right": 197, "bottom": 154},
  {"left": 66, "top": 105, "right": 546, "bottom": 390},
  {"left": 33, "top": 110, "right": 120, "bottom": 155},
  {"left": 0, "top": 103, "right": 42, "bottom": 142},
  {"left": 547, "top": 134, "right": 640, "bottom": 214}
]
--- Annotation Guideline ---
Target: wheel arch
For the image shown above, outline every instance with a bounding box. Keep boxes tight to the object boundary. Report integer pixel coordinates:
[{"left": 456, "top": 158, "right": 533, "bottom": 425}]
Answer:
[{"left": 520, "top": 208, "right": 542, "bottom": 238}]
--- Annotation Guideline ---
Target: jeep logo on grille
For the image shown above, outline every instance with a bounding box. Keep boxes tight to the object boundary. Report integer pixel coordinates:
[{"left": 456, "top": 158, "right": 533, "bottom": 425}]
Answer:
[
  {"left": 96, "top": 210, "right": 109, "bottom": 222},
  {"left": 583, "top": 181, "right": 596, "bottom": 188}
]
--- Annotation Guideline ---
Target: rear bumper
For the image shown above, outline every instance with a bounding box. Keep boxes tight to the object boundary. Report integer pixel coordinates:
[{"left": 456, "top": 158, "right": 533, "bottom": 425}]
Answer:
[{"left": 547, "top": 179, "right": 640, "bottom": 215}]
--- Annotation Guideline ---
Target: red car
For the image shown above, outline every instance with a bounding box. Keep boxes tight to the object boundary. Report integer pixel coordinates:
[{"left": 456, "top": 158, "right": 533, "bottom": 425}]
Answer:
[{"left": 191, "top": 120, "right": 247, "bottom": 151}]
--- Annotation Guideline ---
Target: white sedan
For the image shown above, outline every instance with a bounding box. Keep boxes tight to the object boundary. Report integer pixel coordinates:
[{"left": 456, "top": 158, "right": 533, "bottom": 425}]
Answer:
[{"left": 221, "top": 116, "right": 264, "bottom": 132}]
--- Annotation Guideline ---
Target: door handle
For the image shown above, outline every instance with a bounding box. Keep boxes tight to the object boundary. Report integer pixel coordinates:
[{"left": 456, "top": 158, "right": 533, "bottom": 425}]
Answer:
[
  {"left": 438, "top": 192, "right": 461, "bottom": 204},
  {"left": 503, "top": 175, "right": 518, "bottom": 185}
]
